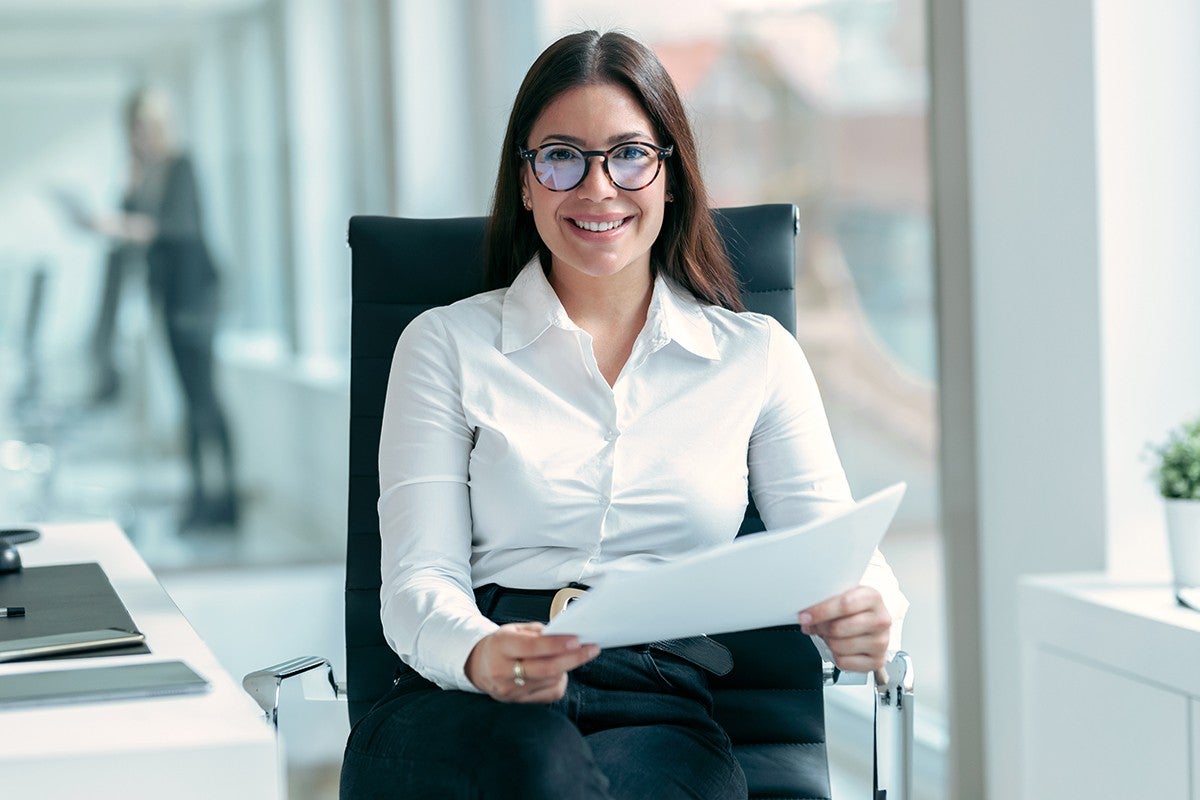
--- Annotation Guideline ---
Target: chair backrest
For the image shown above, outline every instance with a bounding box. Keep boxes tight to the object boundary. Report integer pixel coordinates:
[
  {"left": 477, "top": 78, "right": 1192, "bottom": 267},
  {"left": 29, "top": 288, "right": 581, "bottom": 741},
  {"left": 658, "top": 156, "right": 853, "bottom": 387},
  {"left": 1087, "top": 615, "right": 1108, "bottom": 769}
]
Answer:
[{"left": 346, "top": 203, "right": 831, "bottom": 800}]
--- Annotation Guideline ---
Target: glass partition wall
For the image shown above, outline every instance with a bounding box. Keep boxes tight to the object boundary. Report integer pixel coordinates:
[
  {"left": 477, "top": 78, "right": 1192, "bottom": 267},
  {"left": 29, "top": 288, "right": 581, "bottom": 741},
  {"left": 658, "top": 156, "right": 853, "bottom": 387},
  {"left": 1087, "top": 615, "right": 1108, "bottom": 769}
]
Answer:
[{"left": 0, "top": 0, "right": 394, "bottom": 570}]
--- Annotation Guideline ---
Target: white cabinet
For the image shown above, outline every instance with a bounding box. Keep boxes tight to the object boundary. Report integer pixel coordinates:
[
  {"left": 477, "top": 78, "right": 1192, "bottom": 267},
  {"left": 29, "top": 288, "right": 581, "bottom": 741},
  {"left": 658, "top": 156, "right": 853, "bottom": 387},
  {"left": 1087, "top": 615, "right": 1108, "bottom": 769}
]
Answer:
[{"left": 1020, "top": 575, "right": 1200, "bottom": 800}]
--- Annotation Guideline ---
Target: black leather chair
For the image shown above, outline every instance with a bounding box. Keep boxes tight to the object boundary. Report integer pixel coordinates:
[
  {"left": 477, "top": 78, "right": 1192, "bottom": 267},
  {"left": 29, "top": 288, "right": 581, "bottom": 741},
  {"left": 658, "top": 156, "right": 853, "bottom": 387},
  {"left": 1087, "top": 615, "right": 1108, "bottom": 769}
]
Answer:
[{"left": 245, "top": 204, "right": 914, "bottom": 800}]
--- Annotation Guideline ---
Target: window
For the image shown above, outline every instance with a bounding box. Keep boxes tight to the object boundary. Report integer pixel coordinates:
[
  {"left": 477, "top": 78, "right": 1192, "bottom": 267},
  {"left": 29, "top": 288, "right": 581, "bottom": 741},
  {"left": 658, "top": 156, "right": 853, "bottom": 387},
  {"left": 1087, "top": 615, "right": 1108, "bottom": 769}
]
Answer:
[{"left": 538, "top": 2, "right": 946, "bottom": 794}]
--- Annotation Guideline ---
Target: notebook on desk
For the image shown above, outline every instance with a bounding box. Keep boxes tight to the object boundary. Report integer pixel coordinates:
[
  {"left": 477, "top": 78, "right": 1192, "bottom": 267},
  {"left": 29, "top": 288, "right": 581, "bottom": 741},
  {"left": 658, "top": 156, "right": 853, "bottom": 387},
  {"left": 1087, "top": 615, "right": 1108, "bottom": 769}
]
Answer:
[
  {"left": 0, "top": 660, "right": 210, "bottom": 709},
  {"left": 0, "top": 563, "right": 150, "bottom": 659}
]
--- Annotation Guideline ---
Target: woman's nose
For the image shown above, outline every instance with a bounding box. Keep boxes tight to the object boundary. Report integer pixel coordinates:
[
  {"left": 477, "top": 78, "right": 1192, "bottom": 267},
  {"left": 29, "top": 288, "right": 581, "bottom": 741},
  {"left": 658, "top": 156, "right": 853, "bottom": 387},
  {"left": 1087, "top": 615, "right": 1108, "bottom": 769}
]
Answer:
[{"left": 576, "top": 155, "right": 618, "bottom": 201}]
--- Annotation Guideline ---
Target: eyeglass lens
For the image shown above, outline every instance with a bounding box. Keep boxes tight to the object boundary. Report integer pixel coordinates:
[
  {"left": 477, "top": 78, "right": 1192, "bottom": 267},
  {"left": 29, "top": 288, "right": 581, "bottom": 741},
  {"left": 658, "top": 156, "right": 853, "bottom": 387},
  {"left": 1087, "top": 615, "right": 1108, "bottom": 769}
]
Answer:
[{"left": 532, "top": 143, "right": 662, "bottom": 191}]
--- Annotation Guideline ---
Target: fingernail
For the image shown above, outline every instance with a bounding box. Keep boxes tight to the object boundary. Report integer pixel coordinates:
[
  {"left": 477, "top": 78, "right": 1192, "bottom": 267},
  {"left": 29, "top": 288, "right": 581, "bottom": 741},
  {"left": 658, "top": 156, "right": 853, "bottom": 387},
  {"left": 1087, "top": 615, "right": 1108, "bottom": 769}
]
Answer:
[
  {"left": 798, "top": 612, "right": 812, "bottom": 625},
  {"left": 587, "top": 645, "right": 600, "bottom": 657},
  {"left": 565, "top": 638, "right": 580, "bottom": 650}
]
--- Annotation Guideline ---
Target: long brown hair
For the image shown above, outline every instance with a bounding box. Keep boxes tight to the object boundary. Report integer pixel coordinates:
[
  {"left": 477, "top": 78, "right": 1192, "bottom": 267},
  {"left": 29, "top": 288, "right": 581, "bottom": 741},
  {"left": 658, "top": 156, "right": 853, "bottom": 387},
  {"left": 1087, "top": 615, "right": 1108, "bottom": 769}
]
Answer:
[{"left": 484, "top": 30, "right": 743, "bottom": 312}]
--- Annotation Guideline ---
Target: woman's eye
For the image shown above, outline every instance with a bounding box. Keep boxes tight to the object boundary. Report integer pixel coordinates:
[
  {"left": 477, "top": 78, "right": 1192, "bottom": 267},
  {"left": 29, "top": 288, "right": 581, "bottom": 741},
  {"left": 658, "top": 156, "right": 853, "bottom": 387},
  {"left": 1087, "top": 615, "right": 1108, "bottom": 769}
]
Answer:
[
  {"left": 613, "top": 145, "right": 651, "bottom": 161},
  {"left": 543, "top": 147, "right": 580, "bottom": 162}
]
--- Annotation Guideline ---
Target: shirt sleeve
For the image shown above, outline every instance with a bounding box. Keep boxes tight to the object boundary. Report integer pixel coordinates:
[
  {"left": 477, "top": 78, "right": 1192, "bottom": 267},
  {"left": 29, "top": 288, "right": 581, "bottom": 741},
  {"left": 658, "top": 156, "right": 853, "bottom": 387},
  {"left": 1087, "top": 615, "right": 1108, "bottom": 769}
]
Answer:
[
  {"left": 748, "top": 317, "right": 909, "bottom": 653},
  {"left": 377, "top": 310, "right": 498, "bottom": 692}
]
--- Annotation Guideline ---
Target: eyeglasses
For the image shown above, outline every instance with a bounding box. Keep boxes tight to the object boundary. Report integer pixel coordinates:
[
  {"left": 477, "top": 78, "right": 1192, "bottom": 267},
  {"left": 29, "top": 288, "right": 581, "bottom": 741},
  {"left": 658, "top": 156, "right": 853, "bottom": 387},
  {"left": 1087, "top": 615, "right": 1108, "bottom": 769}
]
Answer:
[{"left": 519, "top": 141, "right": 674, "bottom": 192}]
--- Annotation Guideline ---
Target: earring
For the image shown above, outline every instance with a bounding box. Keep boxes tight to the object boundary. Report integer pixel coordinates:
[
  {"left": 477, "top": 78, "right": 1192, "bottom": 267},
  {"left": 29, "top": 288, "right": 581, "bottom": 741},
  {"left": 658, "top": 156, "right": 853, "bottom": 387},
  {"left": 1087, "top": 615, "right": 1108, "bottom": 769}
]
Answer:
[
  {"left": 665, "top": 191, "right": 674, "bottom": 203},
  {"left": 522, "top": 195, "right": 531, "bottom": 210}
]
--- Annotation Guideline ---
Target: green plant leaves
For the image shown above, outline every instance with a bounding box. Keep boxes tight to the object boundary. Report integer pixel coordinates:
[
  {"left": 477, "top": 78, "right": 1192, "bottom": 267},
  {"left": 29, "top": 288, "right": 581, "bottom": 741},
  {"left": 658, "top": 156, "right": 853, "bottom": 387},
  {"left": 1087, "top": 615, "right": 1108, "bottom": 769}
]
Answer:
[{"left": 1150, "top": 416, "right": 1200, "bottom": 500}]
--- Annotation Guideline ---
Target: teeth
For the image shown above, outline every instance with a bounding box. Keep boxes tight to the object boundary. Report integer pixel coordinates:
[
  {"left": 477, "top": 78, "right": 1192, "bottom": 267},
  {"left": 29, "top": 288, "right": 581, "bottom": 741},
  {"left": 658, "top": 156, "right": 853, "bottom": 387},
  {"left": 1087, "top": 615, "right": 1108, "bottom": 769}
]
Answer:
[{"left": 572, "top": 219, "right": 623, "bottom": 232}]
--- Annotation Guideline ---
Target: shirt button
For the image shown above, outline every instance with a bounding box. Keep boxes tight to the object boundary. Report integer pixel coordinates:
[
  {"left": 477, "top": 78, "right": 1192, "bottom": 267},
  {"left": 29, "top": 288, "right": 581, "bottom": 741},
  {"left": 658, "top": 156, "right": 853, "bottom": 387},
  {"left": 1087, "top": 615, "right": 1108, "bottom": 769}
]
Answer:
[{"left": 605, "top": 429, "right": 618, "bottom": 442}]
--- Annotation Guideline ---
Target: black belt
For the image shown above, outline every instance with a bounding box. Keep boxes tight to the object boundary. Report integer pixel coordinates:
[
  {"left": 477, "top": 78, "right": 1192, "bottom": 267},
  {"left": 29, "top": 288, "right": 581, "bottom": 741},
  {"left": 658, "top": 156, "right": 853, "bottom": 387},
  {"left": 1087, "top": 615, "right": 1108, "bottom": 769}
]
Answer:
[
  {"left": 476, "top": 583, "right": 734, "bottom": 677},
  {"left": 480, "top": 582, "right": 590, "bottom": 622}
]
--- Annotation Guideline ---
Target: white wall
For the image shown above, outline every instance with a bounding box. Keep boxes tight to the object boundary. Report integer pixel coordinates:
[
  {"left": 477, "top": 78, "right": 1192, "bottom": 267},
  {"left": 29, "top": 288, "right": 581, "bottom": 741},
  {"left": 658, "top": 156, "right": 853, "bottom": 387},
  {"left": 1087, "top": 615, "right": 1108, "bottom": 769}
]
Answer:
[
  {"left": 956, "top": 1, "right": 1200, "bottom": 797},
  {"left": 1095, "top": 0, "right": 1200, "bottom": 580},
  {"left": 965, "top": 2, "right": 1107, "bottom": 794}
]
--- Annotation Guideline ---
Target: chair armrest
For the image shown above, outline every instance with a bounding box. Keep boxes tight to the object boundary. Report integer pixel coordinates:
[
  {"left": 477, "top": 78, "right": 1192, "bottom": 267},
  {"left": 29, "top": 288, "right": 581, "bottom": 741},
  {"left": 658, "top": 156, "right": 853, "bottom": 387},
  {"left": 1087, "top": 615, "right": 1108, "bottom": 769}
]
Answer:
[
  {"left": 242, "top": 656, "right": 347, "bottom": 727},
  {"left": 823, "top": 661, "right": 869, "bottom": 686},
  {"left": 874, "top": 651, "right": 915, "bottom": 800},
  {"left": 822, "top": 652, "right": 914, "bottom": 799}
]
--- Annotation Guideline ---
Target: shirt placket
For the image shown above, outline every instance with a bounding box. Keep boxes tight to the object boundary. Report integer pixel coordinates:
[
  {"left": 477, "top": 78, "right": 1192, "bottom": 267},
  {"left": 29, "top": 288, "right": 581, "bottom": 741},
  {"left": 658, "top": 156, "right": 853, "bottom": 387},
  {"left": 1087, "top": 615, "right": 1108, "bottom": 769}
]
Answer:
[
  {"left": 577, "top": 322, "right": 674, "bottom": 577},
  {"left": 567, "top": 327, "right": 615, "bottom": 575}
]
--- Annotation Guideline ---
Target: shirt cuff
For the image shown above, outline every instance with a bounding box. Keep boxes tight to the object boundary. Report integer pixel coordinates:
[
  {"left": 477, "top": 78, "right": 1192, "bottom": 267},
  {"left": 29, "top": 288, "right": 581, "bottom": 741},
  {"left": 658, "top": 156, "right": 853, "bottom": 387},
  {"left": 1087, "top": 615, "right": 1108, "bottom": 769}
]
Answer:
[{"left": 421, "top": 616, "right": 500, "bottom": 693}]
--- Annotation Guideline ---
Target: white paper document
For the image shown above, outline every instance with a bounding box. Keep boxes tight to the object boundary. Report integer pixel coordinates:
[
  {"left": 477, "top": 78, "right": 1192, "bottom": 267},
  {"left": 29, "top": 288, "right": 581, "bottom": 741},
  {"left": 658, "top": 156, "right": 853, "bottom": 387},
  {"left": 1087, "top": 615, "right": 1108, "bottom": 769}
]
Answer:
[{"left": 543, "top": 482, "right": 906, "bottom": 648}]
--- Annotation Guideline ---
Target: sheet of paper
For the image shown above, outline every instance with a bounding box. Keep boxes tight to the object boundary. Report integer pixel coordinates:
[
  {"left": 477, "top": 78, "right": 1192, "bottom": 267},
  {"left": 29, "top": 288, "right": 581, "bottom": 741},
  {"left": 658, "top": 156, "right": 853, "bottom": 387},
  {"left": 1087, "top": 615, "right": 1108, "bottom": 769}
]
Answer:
[{"left": 543, "top": 482, "right": 906, "bottom": 648}]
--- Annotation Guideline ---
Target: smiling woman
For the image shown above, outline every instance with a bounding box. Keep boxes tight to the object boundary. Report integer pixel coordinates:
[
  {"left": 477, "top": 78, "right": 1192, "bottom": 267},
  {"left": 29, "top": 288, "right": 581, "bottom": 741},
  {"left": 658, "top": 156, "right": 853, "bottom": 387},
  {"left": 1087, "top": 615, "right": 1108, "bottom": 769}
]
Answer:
[{"left": 340, "top": 28, "right": 907, "bottom": 800}]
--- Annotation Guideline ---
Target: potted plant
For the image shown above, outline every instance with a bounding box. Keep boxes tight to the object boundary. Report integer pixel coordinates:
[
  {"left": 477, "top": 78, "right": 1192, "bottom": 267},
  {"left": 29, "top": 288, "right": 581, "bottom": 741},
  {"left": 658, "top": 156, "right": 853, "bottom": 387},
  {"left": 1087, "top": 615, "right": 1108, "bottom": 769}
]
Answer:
[{"left": 1149, "top": 415, "right": 1200, "bottom": 608}]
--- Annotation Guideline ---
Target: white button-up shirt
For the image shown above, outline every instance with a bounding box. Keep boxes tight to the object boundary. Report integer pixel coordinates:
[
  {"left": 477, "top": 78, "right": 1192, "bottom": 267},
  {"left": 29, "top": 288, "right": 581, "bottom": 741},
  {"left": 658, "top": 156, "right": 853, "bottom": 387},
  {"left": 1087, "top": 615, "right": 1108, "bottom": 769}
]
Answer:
[{"left": 379, "top": 262, "right": 908, "bottom": 691}]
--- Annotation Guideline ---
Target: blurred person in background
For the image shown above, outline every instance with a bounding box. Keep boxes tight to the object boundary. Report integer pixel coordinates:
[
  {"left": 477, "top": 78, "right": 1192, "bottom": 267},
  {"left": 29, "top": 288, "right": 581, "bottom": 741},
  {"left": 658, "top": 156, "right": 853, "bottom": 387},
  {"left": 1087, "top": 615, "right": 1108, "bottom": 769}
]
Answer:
[{"left": 66, "top": 87, "right": 239, "bottom": 530}]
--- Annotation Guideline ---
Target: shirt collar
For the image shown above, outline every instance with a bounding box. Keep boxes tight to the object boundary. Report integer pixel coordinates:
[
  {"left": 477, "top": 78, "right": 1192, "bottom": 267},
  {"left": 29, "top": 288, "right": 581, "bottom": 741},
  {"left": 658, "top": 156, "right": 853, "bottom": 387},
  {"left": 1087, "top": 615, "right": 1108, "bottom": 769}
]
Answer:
[
  {"left": 500, "top": 261, "right": 721, "bottom": 361},
  {"left": 501, "top": 261, "right": 574, "bottom": 354},
  {"left": 647, "top": 273, "right": 721, "bottom": 361}
]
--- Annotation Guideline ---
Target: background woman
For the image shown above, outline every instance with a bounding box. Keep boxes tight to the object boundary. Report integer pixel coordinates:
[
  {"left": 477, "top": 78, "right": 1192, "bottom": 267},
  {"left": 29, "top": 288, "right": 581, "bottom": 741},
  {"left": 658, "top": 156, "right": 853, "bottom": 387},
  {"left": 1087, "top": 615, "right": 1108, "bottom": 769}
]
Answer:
[{"left": 76, "top": 88, "right": 238, "bottom": 530}]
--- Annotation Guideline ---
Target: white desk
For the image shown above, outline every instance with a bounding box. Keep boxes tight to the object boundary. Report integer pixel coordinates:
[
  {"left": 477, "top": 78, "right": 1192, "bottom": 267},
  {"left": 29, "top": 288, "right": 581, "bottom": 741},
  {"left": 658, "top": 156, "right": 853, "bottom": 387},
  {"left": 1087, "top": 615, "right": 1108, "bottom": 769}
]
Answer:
[
  {"left": 0, "top": 522, "right": 283, "bottom": 799},
  {"left": 1020, "top": 573, "right": 1200, "bottom": 800}
]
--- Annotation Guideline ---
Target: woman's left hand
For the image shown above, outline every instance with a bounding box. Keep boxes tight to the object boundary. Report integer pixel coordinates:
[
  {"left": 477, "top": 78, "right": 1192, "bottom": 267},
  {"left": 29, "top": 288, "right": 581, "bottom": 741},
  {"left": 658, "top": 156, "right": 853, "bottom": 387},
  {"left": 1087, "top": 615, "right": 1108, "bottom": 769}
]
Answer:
[{"left": 798, "top": 585, "right": 892, "bottom": 683}]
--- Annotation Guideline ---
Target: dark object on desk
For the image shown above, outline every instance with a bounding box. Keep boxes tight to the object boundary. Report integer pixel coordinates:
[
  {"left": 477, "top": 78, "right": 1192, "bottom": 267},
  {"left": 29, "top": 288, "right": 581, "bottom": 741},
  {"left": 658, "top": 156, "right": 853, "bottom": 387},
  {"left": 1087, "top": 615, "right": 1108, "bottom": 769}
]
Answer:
[
  {"left": 0, "top": 528, "right": 41, "bottom": 545},
  {"left": 0, "top": 628, "right": 145, "bottom": 662},
  {"left": 0, "top": 606, "right": 25, "bottom": 618},
  {"left": 0, "top": 529, "right": 40, "bottom": 575},
  {"left": 0, "top": 543, "right": 19, "bottom": 574},
  {"left": 0, "top": 659, "right": 209, "bottom": 709},
  {"left": 0, "top": 563, "right": 149, "bottom": 658}
]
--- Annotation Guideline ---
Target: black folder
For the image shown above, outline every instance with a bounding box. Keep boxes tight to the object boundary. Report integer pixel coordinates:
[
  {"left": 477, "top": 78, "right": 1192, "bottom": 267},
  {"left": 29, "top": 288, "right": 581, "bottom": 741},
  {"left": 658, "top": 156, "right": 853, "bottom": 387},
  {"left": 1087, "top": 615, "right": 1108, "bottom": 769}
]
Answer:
[{"left": 0, "top": 563, "right": 150, "bottom": 659}]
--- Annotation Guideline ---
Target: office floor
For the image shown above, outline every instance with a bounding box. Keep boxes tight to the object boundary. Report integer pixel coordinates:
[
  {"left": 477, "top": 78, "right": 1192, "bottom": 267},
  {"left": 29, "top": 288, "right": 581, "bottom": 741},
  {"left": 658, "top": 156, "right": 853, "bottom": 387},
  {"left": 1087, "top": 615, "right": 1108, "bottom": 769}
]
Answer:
[{"left": 289, "top": 766, "right": 341, "bottom": 800}]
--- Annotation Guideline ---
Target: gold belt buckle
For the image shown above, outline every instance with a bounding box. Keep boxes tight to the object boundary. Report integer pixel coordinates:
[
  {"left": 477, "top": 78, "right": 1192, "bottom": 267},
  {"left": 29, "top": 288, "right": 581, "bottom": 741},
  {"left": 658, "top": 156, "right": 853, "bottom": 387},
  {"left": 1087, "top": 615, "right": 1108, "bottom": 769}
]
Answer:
[{"left": 549, "top": 587, "right": 587, "bottom": 620}]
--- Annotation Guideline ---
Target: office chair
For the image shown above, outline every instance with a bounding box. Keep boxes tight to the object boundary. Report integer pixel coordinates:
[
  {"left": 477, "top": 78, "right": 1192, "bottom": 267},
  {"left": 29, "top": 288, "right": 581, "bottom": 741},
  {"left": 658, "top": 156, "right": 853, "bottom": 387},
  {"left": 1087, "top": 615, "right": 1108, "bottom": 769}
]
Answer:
[{"left": 245, "top": 204, "right": 914, "bottom": 799}]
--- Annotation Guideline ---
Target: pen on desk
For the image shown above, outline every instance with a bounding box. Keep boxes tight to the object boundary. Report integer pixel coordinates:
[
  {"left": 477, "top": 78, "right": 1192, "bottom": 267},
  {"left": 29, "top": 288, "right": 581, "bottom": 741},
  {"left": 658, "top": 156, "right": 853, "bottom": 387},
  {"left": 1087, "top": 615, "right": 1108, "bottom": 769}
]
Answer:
[{"left": 0, "top": 606, "right": 26, "bottom": 618}]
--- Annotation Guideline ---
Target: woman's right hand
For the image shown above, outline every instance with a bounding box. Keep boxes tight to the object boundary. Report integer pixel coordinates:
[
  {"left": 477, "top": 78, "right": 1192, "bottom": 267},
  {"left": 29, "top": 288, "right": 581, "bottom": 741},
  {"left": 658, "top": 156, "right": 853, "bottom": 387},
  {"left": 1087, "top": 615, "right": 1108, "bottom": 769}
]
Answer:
[{"left": 465, "top": 623, "right": 600, "bottom": 703}]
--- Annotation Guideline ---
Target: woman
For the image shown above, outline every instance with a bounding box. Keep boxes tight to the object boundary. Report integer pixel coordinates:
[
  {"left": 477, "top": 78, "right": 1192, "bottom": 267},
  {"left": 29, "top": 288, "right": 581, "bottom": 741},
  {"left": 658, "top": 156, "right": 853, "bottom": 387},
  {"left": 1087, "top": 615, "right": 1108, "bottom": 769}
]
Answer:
[
  {"left": 342, "top": 30, "right": 906, "bottom": 799},
  {"left": 82, "top": 88, "right": 239, "bottom": 529}
]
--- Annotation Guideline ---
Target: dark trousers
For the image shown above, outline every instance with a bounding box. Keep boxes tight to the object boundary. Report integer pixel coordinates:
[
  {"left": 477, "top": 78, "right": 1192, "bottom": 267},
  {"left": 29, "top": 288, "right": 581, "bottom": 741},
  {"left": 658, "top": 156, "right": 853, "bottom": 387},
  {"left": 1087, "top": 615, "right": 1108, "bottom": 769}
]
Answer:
[
  {"left": 163, "top": 286, "right": 235, "bottom": 503},
  {"left": 151, "top": 245, "right": 236, "bottom": 508},
  {"left": 339, "top": 599, "right": 747, "bottom": 799}
]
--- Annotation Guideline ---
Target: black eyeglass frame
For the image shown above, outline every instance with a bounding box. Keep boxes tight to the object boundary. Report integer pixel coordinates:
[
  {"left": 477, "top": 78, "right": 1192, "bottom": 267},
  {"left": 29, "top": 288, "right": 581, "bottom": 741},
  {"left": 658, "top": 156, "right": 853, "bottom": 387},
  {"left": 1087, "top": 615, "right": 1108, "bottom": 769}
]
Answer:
[{"left": 518, "top": 141, "right": 675, "bottom": 192}]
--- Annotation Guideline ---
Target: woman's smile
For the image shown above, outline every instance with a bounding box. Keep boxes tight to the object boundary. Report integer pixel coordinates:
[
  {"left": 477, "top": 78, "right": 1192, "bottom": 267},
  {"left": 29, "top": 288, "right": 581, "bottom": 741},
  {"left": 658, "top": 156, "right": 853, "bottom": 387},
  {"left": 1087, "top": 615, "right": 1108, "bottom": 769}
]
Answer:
[{"left": 565, "top": 214, "right": 633, "bottom": 236}]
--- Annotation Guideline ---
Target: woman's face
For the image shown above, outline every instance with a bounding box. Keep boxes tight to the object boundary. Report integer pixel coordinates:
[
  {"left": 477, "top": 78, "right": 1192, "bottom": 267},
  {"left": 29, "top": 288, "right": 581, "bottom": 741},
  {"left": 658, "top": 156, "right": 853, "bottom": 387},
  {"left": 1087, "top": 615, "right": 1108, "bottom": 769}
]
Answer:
[
  {"left": 128, "top": 115, "right": 168, "bottom": 162},
  {"left": 522, "top": 82, "right": 668, "bottom": 286}
]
